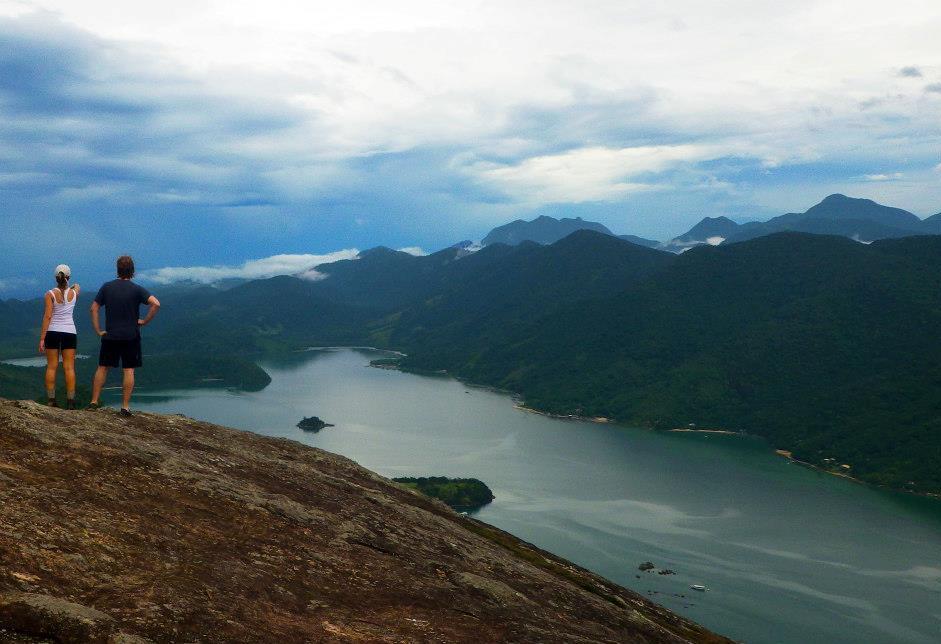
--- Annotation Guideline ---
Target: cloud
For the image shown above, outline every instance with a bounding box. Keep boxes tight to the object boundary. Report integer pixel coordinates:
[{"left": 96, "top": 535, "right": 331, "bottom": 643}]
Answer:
[
  {"left": 862, "top": 173, "right": 903, "bottom": 181},
  {"left": 898, "top": 66, "right": 922, "bottom": 78},
  {"left": 925, "top": 83, "right": 941, "bottom": 93},
  {"left": 663, "top": 236, "right": 725, "bottom": 252},
  {"left": 296, "top": 269, "right": 330, "bottom": 282},
  {"left": 0, "top": 275, "right": 36, "bottom": 294},
  {"left": 397, "top": 246, "right": 427, "bottom": 256},
  {"left": 0, "top": 1, "right": 941, "bottom": 270},
  {"left": 466, "top": 144, "right": 725, "bottom": 205},
  {"left": 0, "top": 13, "right": 318, "bottom": 212},
  {"left": 142, "top": 250, "right": 359, "bottom": 285}
]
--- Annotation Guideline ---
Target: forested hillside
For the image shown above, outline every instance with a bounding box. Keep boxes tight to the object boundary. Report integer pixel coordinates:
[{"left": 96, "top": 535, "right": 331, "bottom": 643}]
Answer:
[
  {"left": 393, "top": 233, "right": 941, "bottom": 493},
  {"left": 2, "top": 230, "right": 939, "bottom": 494}
]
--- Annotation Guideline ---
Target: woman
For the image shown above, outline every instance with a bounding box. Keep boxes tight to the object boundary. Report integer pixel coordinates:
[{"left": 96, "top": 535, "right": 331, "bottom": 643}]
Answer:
[{"left": 39, "top": 264, "right": 80, "bottom": 408}]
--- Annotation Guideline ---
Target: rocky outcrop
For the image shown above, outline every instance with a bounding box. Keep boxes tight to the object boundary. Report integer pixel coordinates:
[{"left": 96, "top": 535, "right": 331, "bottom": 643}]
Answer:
[
  {"left": 297, "top": 416, "right": 333, "bottom": 432},
  {"left": 0, "top": 400, "right": 730, "bottom": 643}
]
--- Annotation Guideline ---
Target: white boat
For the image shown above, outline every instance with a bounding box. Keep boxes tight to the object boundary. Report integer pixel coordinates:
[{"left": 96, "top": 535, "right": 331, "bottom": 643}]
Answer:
[{"left": 689, "top": 584, "right": 708, "bottom": 592}]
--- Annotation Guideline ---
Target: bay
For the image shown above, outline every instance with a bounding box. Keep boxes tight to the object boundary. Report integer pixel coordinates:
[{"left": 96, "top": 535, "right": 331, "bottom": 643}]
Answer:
[{"left": 128, "top": 347, "right": 941, "bottom": 644}]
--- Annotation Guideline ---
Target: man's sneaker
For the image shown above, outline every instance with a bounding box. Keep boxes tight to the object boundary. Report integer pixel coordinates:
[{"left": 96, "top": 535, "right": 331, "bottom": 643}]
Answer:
[
  {"left": 47, "top": 398, "right": 58, "bottom": 408},
  {"left": 85, "top": 402, "right": 101, "bottom": 411},
  {"left": 66, "top": 399, "right": 77, "bottom": 410},
  {"left": 120, "top": 408, "right": 133, "bottom": 418}
]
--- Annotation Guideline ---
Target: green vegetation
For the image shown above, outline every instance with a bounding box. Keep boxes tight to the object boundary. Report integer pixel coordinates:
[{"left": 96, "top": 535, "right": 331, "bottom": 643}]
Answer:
[
  {"left": 132, "top": 354, "right": 271, "bottom": 391},
  {"left": 369, "top": 357, "right": 401, "bottom": 369},
  {"left": 0, "top": 362, "right": 43, "bottom": 400},
  {"left": 0, "top": 362, "right": 92, "bottom": 406},
  {"left": 393, "top": 476, "right": 495, "bottom": 510},
  {"left": 394, "top": 233, "right": 941, "bottom": 495},
  {"left": 0, "top": 353, "right": 270, "bottom": 403},
  {"left": 0, "top": 292, "right": 271, "bottom": 396},
  {"left": 3, "top": 199, "right": 941, "bottom": 496}
]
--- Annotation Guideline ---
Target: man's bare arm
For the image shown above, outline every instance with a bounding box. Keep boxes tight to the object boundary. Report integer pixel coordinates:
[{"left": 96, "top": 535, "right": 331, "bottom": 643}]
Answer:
[
  {"left": 90, "top": 301, "right": 105, "bottom": 336},
  {"left": 138, "top": 295, "right": 161, "bottom": 327}
]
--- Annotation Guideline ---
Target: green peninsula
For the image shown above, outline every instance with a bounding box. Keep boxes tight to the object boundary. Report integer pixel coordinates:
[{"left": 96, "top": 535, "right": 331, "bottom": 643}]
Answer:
[{"left": 393, "top": 476, "right": 495, "bottom": 511}]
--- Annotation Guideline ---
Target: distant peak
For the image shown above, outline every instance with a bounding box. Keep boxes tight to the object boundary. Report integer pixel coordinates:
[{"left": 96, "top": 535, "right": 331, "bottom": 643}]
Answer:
[
  {"left": 357, "top": 246, "right": 400, "bottom": 258},
  {"left": 817, "top": 193, "right": 879, "bottom": 207},
  {"left": 481, "top": 214, "right": 613, "bottom": 246},
  {"left": 702, "top": 216, "right": 736, "bottom": 223}
]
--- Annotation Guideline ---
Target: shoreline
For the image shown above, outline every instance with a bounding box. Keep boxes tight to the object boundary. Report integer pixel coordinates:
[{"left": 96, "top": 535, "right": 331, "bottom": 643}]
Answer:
[
  {"left": 668, "top": 428, "right": 741, "bottom": 435},
  {"left": 359, "top": 348, "right": 939, "bottom": 501},
  {"left": 367, "top": 358, "right": 522, "bottom": 398},
  {"left": 303, "top": 345, "right": 407, "bottom": 357},
  {"left": 773, "top": 450, "right": 868, "bottom": 486},
  {"left": 512, "top": 403, "right": 612, "bottom": 424},
  {"left": 773, "top": 450, "right": 941, "bottom": 500}
]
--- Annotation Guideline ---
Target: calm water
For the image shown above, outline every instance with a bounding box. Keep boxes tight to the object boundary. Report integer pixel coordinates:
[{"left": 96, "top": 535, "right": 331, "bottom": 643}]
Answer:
[{"left": 126, "top": 348, "right": 941, "bottom": 644}]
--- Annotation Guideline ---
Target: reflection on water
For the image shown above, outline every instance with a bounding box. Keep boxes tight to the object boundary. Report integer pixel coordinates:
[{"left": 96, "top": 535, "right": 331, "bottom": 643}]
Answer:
[{"left": 132, "top": 348, "right": 941, "bottom": 644}]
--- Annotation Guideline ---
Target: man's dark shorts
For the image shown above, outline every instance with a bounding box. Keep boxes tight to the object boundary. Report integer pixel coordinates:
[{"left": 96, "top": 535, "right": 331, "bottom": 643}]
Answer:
[{"left": 99, "top": 336, "right": 142, "bottom": 368}]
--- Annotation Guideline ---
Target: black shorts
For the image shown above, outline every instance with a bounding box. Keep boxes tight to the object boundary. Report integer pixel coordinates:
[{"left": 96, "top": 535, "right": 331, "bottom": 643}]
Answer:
[
  {"left": 99, "top": 336, "right": 143, "bottom": 369},
  {"left": 44, "top": 331, "right": 77, "bottom": 351}
]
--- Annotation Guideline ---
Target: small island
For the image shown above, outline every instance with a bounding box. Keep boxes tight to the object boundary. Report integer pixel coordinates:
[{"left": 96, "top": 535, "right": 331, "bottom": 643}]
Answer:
[
  {"left": 392, "top": 476, "right": 495, "bottom": 511},
  {"left": 297, "top": 416, "right": 334, "bottom": 432}
]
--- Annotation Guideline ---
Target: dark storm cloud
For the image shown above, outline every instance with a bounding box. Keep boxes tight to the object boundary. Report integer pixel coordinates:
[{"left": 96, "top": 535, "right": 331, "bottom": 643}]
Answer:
[{"left": 0, "top": 14, "right": 310, "bottom": 208}]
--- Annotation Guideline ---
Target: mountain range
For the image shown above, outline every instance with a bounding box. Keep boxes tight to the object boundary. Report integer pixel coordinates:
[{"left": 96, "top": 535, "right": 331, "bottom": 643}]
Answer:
[
  {"left": 2, "top": 194, "right": 940, "bottom": 495},
  {"left": 109, "top": 231, "right": 941, "bottom": 493},
  {"left": 481, "top": 194, "right": 940, "bottom": 252}
]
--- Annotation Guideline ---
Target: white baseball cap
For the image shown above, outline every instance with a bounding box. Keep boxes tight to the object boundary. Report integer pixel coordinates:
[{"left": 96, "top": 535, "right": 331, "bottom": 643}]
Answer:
[{"left": 54, "top": 264, "right": 71, "bottom": 279}]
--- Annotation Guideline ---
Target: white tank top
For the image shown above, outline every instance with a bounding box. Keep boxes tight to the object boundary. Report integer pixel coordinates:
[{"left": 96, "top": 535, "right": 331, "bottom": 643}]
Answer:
[{"left": 47, "top": 288, "right": 77, "bottom": 334}]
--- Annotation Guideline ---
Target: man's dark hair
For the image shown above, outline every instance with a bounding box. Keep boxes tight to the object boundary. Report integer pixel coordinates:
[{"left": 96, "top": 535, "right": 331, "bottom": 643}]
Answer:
[{"left": 117, "top": 255, "right": 135, "bottom": 279}]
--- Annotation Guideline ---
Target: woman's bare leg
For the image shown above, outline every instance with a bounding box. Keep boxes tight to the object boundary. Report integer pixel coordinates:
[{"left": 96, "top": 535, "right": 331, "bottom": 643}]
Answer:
[
  {"left": 62, "top": 349, "right": 76, "bottom": 402},
  {"left": 44, "top": 349, "right": 59, "bottom": 403}
]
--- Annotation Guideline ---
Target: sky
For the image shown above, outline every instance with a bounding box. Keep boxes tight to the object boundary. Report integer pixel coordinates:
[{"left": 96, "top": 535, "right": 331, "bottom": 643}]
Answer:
[{"left": 1, "top": 0, "right": 940, "bottom": 296}]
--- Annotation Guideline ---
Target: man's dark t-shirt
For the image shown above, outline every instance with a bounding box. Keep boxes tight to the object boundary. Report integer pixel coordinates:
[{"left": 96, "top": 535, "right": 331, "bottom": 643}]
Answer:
[{"left": 94, "top": 279, "right": 152, "bottom": 341}]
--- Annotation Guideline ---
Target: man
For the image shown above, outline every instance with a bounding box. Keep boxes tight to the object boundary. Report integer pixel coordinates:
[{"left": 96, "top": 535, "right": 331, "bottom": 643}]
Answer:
[{"left": 88, "top": 255, "right": 160, "bottom": 416}]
